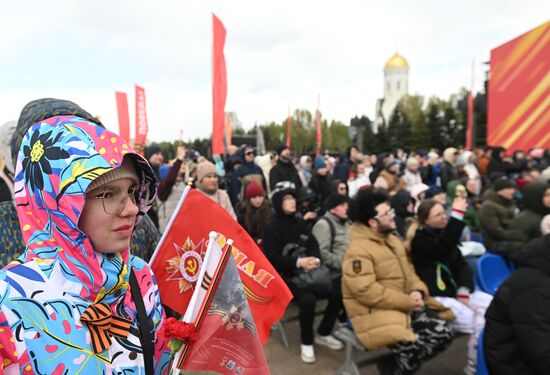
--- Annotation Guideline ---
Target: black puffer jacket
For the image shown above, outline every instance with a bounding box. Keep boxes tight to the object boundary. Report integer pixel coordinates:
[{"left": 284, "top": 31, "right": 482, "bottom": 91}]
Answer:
[
  {"left": 262, "top": 189, "right": 320, "bottom": 281},
  {"left": 484, "top": 234, "right": 550, "bottom": 375},
  {"left": 410, "top": 217, "right": 473, "bottom": 297}
]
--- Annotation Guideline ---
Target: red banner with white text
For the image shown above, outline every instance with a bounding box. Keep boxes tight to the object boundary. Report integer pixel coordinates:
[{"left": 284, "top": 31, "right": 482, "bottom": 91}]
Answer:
[
  {"left": 212, "top": 14, "right": 227, "bottom": 155},
  {"left": 135, "top": 85, "right": 149, "bottom": 147}
]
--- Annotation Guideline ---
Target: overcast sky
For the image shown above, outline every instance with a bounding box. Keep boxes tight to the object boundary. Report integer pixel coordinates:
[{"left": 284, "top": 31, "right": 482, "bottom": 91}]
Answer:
[{"left": 0, "top": 1, "right": 548, "bottom": 142}]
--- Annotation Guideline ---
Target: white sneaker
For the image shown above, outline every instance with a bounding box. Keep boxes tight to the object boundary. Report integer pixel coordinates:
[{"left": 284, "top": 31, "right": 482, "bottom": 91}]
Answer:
[
  {"left": 315, "top": 334, "right": 344, "bottom": 350},
  {"left": 300, "top": 344, "right": 316, "bottom": 363}
]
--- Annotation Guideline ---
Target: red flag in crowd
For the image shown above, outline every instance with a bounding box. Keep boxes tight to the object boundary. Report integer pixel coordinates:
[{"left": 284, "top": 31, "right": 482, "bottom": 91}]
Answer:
[
  {"left": 466, "top": 59, "right": 475, "bottom": 150},
  {"left": 212, "top": 13, "right": 227, "bottom": 155},
  {"left": 115, "top": 92, "right": 130, "bottom": 142},
  {"left": 315, "top": 94, "right": 322, "bottom": 156},
  {"left": 285, "top": 106, "right": 292, "bottom": 148},
  {"left": 226, "top": 114, "right": 233, "bottom": 146},
  {"left": 135, "top": 84, "right": 149, "bottom": 147},
  {"left": 171, "top": 233, "right": 269, "bottom": 374},
  {"left": 150, "top": 186, "right": 293, "bottom": 344}
]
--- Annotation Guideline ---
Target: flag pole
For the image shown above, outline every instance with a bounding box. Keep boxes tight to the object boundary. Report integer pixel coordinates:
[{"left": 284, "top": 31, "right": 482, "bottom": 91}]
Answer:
[{"left": 174, "top": 237, "right": 234, "bottom": 370}]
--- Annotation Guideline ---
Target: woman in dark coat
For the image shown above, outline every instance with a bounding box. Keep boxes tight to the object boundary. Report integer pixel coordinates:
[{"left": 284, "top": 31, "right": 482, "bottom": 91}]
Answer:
[
  {"left": 262, "top": 187, "right": 343, "bottom": 364},
  {"left": 410, "top": 198, "right": 474, "bottom": 335}
]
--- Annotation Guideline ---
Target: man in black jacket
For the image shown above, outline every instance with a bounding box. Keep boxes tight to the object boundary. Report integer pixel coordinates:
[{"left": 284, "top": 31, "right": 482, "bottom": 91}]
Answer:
[
  {"left": 484, "top": 232, "right": 550, "bottom": 375},
  {"left": 269, "top": 145, "right": 302, "bottom": 191}
]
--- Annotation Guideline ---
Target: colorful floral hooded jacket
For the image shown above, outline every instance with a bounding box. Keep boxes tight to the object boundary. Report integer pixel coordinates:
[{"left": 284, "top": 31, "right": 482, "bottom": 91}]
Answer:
[{"left": 0, "top": 115, "right": 170, "bottom": 374}]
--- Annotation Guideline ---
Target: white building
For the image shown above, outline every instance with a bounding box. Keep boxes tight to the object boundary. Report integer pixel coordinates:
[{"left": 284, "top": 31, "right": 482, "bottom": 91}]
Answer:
[{"left": 374, "top": 53, "right": 409, "bottom": 132}]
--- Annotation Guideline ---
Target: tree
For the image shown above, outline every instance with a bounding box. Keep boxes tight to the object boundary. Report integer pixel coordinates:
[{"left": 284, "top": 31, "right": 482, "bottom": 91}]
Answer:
[{"left": 375, "top": 123, "right": 390, "bottom": 153}]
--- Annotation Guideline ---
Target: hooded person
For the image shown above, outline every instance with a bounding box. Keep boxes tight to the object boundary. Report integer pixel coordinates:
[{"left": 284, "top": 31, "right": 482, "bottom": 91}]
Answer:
[
  {"left": 309, "top": 156, "right": 332, "bottom": 209},
  {"left": 298, "top": 155, "right": 313, "bottom": 186},
  {"left": 0, "top": 100, "right": 170, "bottom": 373},
  {"left": 262, "top": 188, "right": 344, "bottom": 363},
  {"left": 506, "top": 181, "right": 550, "bottom": 253},
  {"left": 484, "top": 232, "right": 550, "bottom": 375}
]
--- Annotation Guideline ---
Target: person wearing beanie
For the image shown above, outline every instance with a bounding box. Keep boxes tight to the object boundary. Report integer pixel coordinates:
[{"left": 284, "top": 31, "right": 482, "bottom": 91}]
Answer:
[
  {"left": 312, "top": 193, "right": 350, "bottom": 280},
  {"left": 263, "top": 188, "right": 344, "bottom": 363},
  {"left": 310, "top": 156, "right": 332, "bottom": 211},
  {"left": 195, "top": 160, "right": 236, "bottom": 220},
  {"left": 230, "top": 146, "right": 267, "bottom": 208},
  {"left": 479, "top": 178, "right": 523, "bottom": 257},
  {"left": 237, "top": 180, "right": 270, "bottom": 245},
  {"left": 342, "top": 188, "right": 454, "bottom": 374},
  {"left": 269, "top": 145, "right": 302, "bottom": 191},
  {"left": 0, "top": 100, "right": 170, "bottom": 373}
]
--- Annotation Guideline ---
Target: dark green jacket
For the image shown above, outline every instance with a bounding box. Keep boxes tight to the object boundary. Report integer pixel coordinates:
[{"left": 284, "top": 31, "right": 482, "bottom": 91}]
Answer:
[
  {"left": 508, "top": 182, "right": 550, "bottom": 252},
  {"left": 478, "top": 189, "right": 522, "bottom": 256}
]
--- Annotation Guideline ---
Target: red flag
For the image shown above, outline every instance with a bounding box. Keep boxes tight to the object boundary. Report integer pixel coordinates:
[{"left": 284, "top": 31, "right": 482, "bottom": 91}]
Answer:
[
  {"left": 115, "top": 92, "right": 130, "bottom": 142},
  {"left": 150, "top": 186, "right": 293, "bottom": 344},
  {"left": 285, "top": 106, "right": 292, "bottom": 148},
  {"left": 135, "top": 85, "right": 149, "bottom": 147},
  {"left": 170, "top": 234, "right": 269, "bottom": 374},
  {"left": 466, "top": 59, "right": 474, "bottom": 150},
  {"left": 315, "top": 94, "right": 322, "bottom": 156},
  {"left": 226, "top": 114, "right": 233, "bottom": 146},
  {"left": 212, "top": 14, "right": 227, "bottom": 155}
]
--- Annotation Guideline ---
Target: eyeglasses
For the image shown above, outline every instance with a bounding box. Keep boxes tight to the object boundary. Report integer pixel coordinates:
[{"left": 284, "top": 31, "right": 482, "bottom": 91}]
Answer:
[
  {"left": 89, "top": 185, "right": 141, "bottom": 215},
  {"left": 375, "top": 208, "right": 395, "bottom": 220},
  {"left": 245, "top": 151, "right": 254, "bottom": 156}
]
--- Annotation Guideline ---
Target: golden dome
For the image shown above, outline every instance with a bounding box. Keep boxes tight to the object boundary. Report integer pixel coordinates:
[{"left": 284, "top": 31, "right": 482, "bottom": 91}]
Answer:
[{"left": 384, "top": 53, "right": 409, "bottom": 68}]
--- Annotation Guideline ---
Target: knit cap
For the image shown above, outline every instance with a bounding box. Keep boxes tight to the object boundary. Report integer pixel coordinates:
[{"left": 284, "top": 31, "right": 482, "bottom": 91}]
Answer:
[
  {"left": 314, "top": 156, "right": 326, "bottom": 170},
  {"left": 87, "top": 157, "right": 139, "bottom": 192},
  {"left": 326, "top": 193, "right": 349, "bottom": 211},
  {"left": 245, "top": 181, "right": 265, "bottom": 199},
  {"left": 494, "top": 178, "right": 515, "bottom": 192},
  {"left": 196, "top": 161, "right": 217, "bottom": 182}
]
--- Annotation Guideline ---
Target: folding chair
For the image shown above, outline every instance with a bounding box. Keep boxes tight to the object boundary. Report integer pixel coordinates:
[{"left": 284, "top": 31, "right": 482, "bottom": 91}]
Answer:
[
  {"left": 476, "top": 329, "right": 490, "bottom": 375},
  {"left": 475, "top": 253, "right": 513, "bottom": 295}
]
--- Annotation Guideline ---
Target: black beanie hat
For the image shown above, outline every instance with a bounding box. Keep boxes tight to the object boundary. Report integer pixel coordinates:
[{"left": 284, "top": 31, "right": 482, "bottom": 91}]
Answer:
[
  {"left": 494, "top": 178, "right": 515, "bottom": 192},
  {"left": 325, "top": 193, "right": 349, "bottom": 211},
  {"left": 275, "top": 144, "right": 289, "bottom": 156}
]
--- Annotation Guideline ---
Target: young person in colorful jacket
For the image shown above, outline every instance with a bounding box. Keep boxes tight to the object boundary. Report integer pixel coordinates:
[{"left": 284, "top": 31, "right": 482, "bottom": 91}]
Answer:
[{"left": 0, "top": 99, "right": 170, "bottom": 374}]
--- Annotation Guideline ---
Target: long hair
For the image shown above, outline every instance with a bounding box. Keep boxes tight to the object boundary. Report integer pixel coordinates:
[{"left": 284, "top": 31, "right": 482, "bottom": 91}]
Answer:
[
  {"left": 404, "top": 199, "right": 441, "bottom": 253},
  {"left": 243, "top": 198, "right": 271, "bottom": 240}
]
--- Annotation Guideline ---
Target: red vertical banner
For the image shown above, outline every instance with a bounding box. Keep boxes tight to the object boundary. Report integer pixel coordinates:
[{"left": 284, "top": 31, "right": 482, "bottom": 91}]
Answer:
[
  {"left": 212, "top": 14, "right": 227, "bottom": 155},
  {"left": 315, "top": 94, "right": 322, "bottom": 156},
  {"left": 285, "top": 106, "right": 292, "bottom": 148},
  {"left": 465, "top": 59, "right": 474, "bottom": 150},
  {"left": 226, "top": 114, "right": 233, "bottom": 146},
  {"left": 115, "top": 92, "right": 130, "bottom": 142},
  {"left": 135, "top": 85, "right": 149, "bottom": 148}
]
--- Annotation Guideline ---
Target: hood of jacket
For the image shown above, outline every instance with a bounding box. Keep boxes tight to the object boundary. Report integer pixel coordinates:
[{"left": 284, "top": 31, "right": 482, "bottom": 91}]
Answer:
[
  {"left": 522, "top": 181, "right": 550, "bottom": 216},
  {"left": 511, "top": 234, "right": 550, "bottom": 276},
  {"left": 11, "top": 114, "right": 156, "bottom": 305}
]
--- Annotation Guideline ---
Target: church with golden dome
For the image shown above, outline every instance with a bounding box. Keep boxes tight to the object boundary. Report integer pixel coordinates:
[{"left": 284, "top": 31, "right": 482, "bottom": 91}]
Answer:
[{"left": 374, "top": 52, "right": 409, "bottom": 132}]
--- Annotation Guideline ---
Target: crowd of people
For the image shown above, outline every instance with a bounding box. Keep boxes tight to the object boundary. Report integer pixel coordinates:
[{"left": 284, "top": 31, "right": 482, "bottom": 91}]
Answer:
[{"left": 1, "top": 99, "right": 550, "bottom": 374}]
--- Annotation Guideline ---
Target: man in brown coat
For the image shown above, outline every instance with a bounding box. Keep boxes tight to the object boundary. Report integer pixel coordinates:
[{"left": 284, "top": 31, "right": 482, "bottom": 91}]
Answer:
[{"left": 342, "top": 188, "right": 454, "bottom": 374}]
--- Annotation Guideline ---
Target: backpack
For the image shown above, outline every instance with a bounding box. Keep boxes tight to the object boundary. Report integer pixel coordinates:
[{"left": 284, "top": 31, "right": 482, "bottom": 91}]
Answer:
[{"left": 319, "top": 216, "right": 336, "bottom": 253}]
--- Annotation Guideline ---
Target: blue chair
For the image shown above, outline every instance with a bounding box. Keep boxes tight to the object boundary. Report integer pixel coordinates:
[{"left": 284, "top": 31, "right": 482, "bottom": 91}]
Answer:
[
  {"left": 476, "top": 329, "right": 490, "bottom": 375},
  {"left": 476, "top": 253, "right": 513, "bottom": 295}
]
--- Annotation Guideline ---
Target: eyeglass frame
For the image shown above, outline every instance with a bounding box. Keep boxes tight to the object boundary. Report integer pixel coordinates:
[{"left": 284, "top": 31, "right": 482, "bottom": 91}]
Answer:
[
  {"left": 88, "top": 185, "right": 141, "bottom": 215},
  {"left": 374, "top": 208, "right": 395, "bottom": 221}
]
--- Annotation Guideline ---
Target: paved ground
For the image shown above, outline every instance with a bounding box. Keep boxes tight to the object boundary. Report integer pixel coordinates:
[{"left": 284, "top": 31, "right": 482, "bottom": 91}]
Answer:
[{"left": 264, "top": 303, "right": 469, "bottom": 375}]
